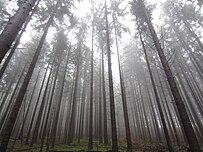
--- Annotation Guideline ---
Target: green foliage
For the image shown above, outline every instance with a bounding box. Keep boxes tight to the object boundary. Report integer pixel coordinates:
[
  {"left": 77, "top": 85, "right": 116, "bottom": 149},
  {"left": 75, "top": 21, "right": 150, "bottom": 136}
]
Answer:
[
  {"left": 7, "top": 140, "right": 31, "bottom": 151},
  {"left": 6, "top": 139, "right": 203, "bottom": 151},
  {"left": 50, "top": 143, "right": 112, "bottom": 151},
  {"left": 9, "top": 140, "right": 112, "bottom": 152}
]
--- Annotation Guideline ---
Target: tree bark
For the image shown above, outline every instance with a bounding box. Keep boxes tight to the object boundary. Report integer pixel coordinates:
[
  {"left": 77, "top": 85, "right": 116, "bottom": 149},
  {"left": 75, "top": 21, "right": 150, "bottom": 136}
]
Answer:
[
  {"left": 88, "top": 17, "right": 94, "bottom": 150},
  {"left": 101, "top": 47, "right": 108, "bottom": 145},
  {"left": 0, "top": 0, "right": 39, "bottom": 63},
  {"left": 0, "top": 0, "right": 40, "bottom": 80},
  {"left": 104, "top": 0, "right": 118, "bottom": 151},
  {"left": 113, "top": 12, "right": 132, "bottom": 151}
]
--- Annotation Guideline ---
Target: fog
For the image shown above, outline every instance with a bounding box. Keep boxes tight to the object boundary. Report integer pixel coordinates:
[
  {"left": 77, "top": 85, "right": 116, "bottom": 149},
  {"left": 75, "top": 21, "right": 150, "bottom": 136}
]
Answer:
[{"left": 0, "top": 0, "right": 202, "bottom": 151}]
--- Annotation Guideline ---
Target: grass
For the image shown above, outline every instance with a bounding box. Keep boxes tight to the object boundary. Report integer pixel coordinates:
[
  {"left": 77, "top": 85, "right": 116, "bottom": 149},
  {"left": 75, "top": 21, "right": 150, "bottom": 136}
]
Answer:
[
  {"left": 7, "top": 139, "right": 114, "bottom": 152},
  {"left": 7, "top": 138, "right": 203, "bottom": 152},
  {"left": 49, "top": 141, "right": 112, "bottom": 152}
]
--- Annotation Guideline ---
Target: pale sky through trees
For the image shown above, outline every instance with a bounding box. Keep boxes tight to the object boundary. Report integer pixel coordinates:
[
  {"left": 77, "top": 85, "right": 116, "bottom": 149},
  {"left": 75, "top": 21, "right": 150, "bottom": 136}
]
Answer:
[{"left": 0, "top": 0, "right": 202, "bottom": 151}]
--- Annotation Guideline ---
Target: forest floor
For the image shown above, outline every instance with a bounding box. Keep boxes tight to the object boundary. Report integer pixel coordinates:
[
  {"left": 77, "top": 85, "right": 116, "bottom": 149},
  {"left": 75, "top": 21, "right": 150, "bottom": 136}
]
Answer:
[{"left": 6, "top": 139, "right": 202, "bottom": 152}]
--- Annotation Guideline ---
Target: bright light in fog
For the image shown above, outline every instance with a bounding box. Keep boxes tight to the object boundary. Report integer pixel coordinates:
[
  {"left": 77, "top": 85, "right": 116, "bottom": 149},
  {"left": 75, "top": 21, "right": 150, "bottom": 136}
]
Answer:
[{"left": 75, "top": 0, "right": 91, "bottom": 18}]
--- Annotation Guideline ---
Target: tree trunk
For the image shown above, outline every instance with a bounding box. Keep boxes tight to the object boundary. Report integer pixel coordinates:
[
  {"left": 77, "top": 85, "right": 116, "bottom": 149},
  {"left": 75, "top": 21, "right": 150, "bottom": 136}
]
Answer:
[
  {"left": 88, "top": 19, "right": 94, "bottom": 150},
  {"left": 0, "top": 0, "right": 40, "bottom": 80},
  {"left": 113, "top": 12, "right": 132, "bottom": 151},
  {"left": 0, "top": 0, "right": 39, "bottom": 63},
  {"left": 104, "top": 0, "right": 118, "bottom": 150},
  {"left": 101, "top": 47, "right": 108, "bottom": 145},
  {"left": 98, "top": 53, "right": 103, "bottom": 144}
]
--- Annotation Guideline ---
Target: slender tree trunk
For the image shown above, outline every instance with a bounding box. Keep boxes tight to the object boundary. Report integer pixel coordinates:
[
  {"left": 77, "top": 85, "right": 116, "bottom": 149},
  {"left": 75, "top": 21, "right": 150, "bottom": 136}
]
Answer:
[
  {"left": 104, "top": 0, "right": 118, "bottom": 150},
  {"left": 88, "top": 19, "right": 94, "bottom": 150},
  {"left": 113, "top": 12, "right": 132, "bottom": 151},
  {"left": 0, "top": 0, "right": 39, "bottom": 63},
  {"left": 101, "top": 47, "right": 108, "bottom": 145},
  {"left": 98, "top": 53, "right": 103, "bottom": 144}
]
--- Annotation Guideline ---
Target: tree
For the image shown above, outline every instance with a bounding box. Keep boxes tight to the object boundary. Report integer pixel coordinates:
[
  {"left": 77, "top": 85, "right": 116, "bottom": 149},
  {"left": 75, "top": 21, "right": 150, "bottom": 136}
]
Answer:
[
  {"left": 0, "top": 0, "right": 39, "bottom": 63},
  {"left": 104, "top": 0, "right": 118, "bottom": 151},
  {"left": 0, "top": 0, "right": 40, "bottom": 80},
  {"left": 112, "top": 9, "right": 132, "bottom": 151},
  {"left": 88, "top": 6, "right": 94, "bottom": 150}
]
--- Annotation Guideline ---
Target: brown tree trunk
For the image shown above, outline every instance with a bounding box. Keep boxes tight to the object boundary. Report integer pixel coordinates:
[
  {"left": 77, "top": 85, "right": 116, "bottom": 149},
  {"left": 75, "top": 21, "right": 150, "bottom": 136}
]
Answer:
[{"left": 104, "top": 0, "right": 118, "bottom": 150}]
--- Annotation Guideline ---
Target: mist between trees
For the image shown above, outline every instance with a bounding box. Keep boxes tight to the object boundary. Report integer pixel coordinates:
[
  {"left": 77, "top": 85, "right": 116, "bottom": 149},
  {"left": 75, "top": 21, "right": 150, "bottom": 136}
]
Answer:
[{"left": 0, "top": 0, "right": 203, "bottom": 152}]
